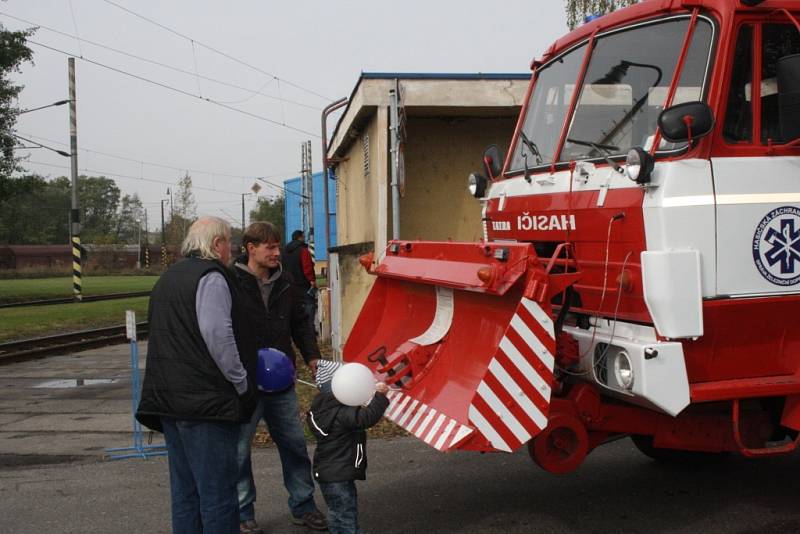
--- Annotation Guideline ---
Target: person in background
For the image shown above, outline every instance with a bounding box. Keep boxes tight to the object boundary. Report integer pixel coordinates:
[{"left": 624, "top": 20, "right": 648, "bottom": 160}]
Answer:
[
  {"left": 137, "top": 216, "right": 258, "bottom": 534},
  {"left": 283, "top": 229, "right": 318, "bottom": 334},
  {"left": 233, "top": 221, "right": 327, "bottom": 534},
  {"left": 307, "top": 362, "right": 390, "bottom": 534}
]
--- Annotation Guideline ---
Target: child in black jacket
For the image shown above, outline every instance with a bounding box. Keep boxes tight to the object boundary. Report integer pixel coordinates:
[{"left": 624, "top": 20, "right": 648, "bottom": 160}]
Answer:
[{"left": 308, "top": 360, "right": 389, "bottom": 534}]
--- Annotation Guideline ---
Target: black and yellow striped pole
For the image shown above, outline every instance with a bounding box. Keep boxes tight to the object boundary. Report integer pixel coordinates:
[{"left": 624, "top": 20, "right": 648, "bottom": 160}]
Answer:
[
  {"left": 68, "top": 57, "right": 82, "bottom": 302},
  {"left": 72, "top": 233, "right": 82, "bottom": 301}
]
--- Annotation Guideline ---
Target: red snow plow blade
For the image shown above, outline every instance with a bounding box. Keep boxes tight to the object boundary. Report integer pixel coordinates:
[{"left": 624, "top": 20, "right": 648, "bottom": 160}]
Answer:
[{"left": 343, "top": 240, "right": 574, "bottom": 453}]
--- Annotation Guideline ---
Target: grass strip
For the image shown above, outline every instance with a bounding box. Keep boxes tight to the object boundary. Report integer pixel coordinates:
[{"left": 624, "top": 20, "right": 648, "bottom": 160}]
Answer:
[
  {"left": 0, "top": 296, "right": 149, "bottom": 343},
  {"left": 0, "top": 276, "right": 159, "bottom": 303}
]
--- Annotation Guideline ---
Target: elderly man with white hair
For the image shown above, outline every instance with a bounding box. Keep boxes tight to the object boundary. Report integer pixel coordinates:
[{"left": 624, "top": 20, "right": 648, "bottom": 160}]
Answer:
[{"left": 137, "top": 216, "right": 258, "bottom": 534}]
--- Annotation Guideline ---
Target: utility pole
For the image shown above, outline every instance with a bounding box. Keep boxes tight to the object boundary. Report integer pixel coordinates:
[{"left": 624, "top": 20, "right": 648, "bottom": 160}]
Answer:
[
  {"left": 144, "top": 208, "right": 150, "bottom": 269},
  {"left": 241, "top": 193, "right": 246, "bottom": 252},
  {"left": 300, "top": 143, "right": 307, "bottom": 236},
  {"left": 160, "top": 199, "right": 167, "bottom": 268},
  {"left": 306, "top": 140, "right": 314, "bottom": 246},
  {"left": 68, "top": 57, "right": 82, "bottom": 302}
]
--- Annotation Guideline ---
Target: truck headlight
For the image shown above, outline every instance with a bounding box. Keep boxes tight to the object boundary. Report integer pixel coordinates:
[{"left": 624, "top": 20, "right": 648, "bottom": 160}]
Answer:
[
  {"left": 613, "top": 350, "right": 634, "bottom": 390},
  {"left": 468, "top": 172, "right": 487, "bottom": 198},
  {"left": 625, "top": 147, "right": 654, "bottom": 185}
]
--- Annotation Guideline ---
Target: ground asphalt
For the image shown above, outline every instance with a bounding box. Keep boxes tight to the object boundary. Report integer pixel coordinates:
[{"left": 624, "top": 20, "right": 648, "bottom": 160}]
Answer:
[{"left": 1, "top": 343, "right": 800, "bottom": 534}]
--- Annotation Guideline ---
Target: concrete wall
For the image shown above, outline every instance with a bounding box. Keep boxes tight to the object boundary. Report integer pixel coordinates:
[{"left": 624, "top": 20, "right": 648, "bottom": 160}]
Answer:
[
  {"left": 333, "top": 110, "right": 388, "bottom": 347},
  {"left": 400, "top": 116, "right": 515, "bottom": 242},
  {"left": 335, "top": 110, "right": 388, "bottom": 247}
]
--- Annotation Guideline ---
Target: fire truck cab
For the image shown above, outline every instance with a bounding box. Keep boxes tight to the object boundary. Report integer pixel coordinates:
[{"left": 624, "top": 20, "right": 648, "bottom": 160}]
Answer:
[{"left": 343, "top": 0, "right": 800, "bottom": 473}]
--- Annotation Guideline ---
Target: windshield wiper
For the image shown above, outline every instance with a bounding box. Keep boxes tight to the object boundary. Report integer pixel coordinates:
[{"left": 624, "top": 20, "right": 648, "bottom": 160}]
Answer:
[
  {"left": 566, "top": 138, "right": 619, "bottom": 155},
  {"left": 519, "top": 131, "right": 544, "bottom": 166},
  {"left": 566, "top": 138, "right": 624, "bottom": 173}
]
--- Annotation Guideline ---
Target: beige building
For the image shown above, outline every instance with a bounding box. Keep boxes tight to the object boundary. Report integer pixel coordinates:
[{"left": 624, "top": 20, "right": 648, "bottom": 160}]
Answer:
[{"left": 326, "top": 73, "right": 530, "bottom": 354}]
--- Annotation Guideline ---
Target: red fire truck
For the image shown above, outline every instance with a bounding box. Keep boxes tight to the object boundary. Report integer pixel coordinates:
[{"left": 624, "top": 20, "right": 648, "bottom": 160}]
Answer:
[{"left": 343, "top": 0, "right": 800, "bottom": 473}]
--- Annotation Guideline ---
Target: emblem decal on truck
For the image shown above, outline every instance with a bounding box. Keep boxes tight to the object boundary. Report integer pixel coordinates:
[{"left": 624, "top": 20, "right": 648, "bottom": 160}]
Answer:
[{"left": 752, "top": 206, "right": 800, "bottom": 286}]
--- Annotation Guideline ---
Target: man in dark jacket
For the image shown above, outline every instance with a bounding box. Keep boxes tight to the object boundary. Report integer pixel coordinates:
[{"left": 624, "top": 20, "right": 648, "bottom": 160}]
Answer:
[
  {"left": 307, "top": 363, "right": 390, "bottom": 534},
  {"left": 232, "top": 221, "right": 326, "bottom": 534},
  {"left": 137, "top": 216, "right": 258, "bottom": 534},
  {"left": 283, "top": 230, "right": 317, "bottom": 334}
]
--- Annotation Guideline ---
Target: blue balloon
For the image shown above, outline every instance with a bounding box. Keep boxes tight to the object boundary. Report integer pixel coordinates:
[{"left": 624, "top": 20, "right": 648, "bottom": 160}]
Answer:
[{"left": 256, "top": 348, "right": 295, "bottom": 392}]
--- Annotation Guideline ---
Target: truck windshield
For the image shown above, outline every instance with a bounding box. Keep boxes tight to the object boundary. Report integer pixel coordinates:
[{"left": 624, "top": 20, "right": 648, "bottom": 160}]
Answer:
[{"left": 510, "top": 16, "right": 713, "bottom": 172}]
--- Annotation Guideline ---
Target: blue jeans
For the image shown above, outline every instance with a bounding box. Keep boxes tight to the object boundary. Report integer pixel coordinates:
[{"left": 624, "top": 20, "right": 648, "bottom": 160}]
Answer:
[
  {"left": 236, "top": 387, "right": 318, "bottom": 522},
  {"left": 304, "top": 293, "right": 318, "bottom": 335},
  {"left": 162, "top": 417, "right": 240, "bottom": 534},
  {"left": 319, "top": 480, "right": 362, "bottom": 534}
]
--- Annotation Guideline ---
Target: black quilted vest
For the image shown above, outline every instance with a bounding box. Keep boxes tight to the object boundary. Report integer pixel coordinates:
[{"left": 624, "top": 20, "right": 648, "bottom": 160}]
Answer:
[{"left": 136, "top": 256, "right": 257, "bottom": 432}]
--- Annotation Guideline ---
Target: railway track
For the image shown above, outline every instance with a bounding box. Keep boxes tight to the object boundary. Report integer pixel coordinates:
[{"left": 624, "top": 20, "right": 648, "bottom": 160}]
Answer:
[
  {"left": 0, "top": 291, "right": 151, "bottom": 309},
  {"left": 0, "top": 322, "right": 148, "bottom": 364}
]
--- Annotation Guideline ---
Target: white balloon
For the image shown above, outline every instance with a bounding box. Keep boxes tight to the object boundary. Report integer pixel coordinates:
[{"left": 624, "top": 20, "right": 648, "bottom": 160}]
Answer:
[{"left": 331, "top": 363, "right": 376, "bottom": 407}]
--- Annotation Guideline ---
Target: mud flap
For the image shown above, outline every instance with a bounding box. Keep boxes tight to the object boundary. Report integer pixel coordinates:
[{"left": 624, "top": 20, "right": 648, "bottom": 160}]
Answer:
[{"left": 342, "top": 241, "right": 558, "bottom": 453}]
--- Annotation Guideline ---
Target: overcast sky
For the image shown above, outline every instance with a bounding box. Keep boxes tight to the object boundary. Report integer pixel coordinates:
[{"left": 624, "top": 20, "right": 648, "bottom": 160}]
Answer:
[{"left": 4, "top": 0, "right": 567, "bottom": 229}]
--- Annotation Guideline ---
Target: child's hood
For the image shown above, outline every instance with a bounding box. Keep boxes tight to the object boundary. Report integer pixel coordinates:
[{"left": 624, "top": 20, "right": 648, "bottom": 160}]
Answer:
[{"left": 308, "top": 391, "right": 342, "bottom": 435}]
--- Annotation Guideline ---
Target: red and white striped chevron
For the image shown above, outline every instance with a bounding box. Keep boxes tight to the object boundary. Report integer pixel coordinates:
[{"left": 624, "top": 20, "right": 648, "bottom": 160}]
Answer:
[
  {"left": 384, "top": 389, "right": 473, "bottom": 452},
  {"left": 467, "top": 296, "right": 556, "bottom": 452}
]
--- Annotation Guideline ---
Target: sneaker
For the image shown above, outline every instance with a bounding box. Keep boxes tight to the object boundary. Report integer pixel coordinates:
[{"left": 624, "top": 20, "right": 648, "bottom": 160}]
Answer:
[
  {"left": 240, "top": 519, "right": 264, "bottom": 534},
  {"left": 291, "top": 510, "right": 328, "bottom": 531}
]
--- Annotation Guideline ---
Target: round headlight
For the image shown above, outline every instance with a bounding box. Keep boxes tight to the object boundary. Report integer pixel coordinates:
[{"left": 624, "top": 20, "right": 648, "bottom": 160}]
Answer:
[
  {"left": 613, "top": 350, "right": 634, "bottom": 390},
  {"left": 624, "top": 147, "right": 654, "bottom": 185},
  {"left": 467, "top": 172, "right": 487, "bottom": 198},
  {"left": 625, "top": 148, "right": 641, "bottom": 182}
]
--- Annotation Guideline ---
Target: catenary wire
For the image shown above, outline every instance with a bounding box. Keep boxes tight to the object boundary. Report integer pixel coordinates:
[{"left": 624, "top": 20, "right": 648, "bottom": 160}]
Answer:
[
  {"left": 17, "top": 131, "right": 296, "bottom": 188},
  {"left": 100, "top": 0, "right": 332, "bottom": 101},
  {"left": 27, "top": 40, "right": 321, "bottom": 138},
  {"left": 0, "top": 11, "right": 321, "bottom": 110}
]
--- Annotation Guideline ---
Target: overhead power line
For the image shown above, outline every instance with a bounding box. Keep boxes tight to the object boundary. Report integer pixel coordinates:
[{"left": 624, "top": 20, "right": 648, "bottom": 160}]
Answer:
[
  {"left": 0, "top": 11, "right": 321, "bottom": 111},
  {"left": 13, "top": 134, "right": 71, "bottom": 157},
  {"left": 101, "top": 0, "right": 332, "bottom": 102},
  {"left": 27, "top": 40, "right": 321, "bottom": 138},
  {"left": 25, "top": 159, "right": 244, "bottom": 196},
  {"left": 17, "top": 131, "right": 297, "bottom": 188}
]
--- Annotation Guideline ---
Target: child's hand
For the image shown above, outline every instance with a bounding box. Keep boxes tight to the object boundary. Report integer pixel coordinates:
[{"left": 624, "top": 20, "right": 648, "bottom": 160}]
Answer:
[{"left": 375, "top": 382, "right": 389, "bottom": 395}]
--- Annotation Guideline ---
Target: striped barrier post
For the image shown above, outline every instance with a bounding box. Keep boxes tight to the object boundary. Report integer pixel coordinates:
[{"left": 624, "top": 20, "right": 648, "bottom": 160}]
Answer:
[
  {"left": 144, "top": 247, "right": 150, "bottom": 269},
  {"left": 72, "top": 235, "right": 82, "bottom": 302}
]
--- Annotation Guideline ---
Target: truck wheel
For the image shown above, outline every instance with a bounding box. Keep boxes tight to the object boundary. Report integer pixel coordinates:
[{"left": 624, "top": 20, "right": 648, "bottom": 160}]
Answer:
[{"left": 630, "top": 435, "right": 730, "bottom": 463}]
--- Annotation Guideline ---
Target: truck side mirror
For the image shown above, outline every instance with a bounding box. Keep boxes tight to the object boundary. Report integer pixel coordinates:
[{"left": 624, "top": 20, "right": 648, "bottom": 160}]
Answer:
[
  {"left": 482, "top": 145, "right": 504, "bottom": 180},
  {"left": 778, "top": 53, "right": 800, "bottom": 141},
  {"left": 657, "top": 101, "right": 714, "bottom": 144}
]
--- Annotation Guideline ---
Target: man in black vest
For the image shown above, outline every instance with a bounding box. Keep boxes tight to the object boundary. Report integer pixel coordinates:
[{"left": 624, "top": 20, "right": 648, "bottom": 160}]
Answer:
[
  {"left": 232, "top": 222, "right": 326, "bottom": 534},
  {"left": 283, "top": 229, "right": 317, "bottom": 334},
  {"left": 137, "top": 216, "right": 257, "bottom": 534}
]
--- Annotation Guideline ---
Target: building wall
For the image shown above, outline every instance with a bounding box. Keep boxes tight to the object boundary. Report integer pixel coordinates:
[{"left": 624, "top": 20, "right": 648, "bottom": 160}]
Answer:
[
  {"left": 400, "top": 116, "right": 515, "bottom": 242},
  {"left": 284, "top": 173, "right": 337, "bottom": 262},
  {"left": 335, "top": 110, "right": 388, "bottom": 248}
]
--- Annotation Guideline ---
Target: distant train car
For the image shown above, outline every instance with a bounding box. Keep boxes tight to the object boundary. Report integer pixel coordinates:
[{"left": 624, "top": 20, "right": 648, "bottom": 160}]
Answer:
[{"left": 0, "top": 245, "right": 72, "bottom": 269}]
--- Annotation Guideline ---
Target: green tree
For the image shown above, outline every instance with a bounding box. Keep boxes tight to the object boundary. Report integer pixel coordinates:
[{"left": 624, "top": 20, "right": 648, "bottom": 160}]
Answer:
[
  {"left": 564, "top": 0, "right": 638, "bottom": 30},
  {"left": 0, "top": 23, "right": 34, "bottom": 179},
  {"left": 166, "top": 172, "right": 197, "bottom": 244},
  {"left": 76, "top": 175, "right": 121, "bottom": 242},
  {"left": 116, "top": 193, "right": 144, "bottom": 244},
  {"left": 0, "top": 174, "right": 68, "bottom": 244},
  {"left": 250, "top": 194, "right": 285, "bottom": 244}
]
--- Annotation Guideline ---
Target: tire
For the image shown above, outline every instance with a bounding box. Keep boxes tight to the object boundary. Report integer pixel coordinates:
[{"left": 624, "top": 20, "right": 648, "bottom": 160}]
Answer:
[{"left": 630, "top": 435, "right": 730, "bottom": 463}]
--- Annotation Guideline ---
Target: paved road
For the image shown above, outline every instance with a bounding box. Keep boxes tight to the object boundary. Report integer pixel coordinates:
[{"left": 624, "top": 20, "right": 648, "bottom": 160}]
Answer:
[{"left": 1, "top": 345, "right": 799, "bottom": 533}]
